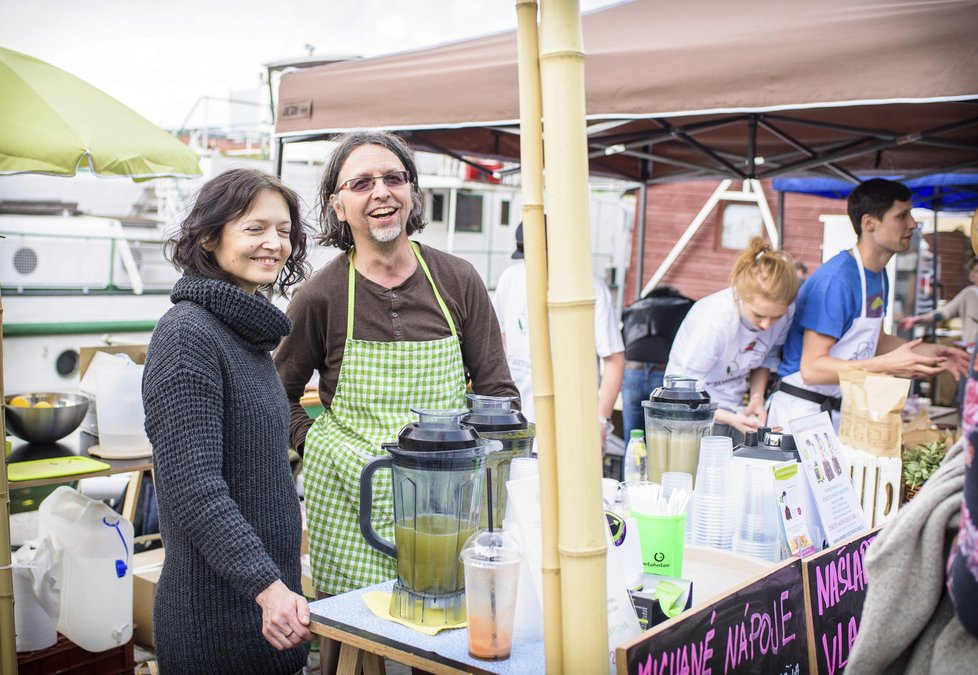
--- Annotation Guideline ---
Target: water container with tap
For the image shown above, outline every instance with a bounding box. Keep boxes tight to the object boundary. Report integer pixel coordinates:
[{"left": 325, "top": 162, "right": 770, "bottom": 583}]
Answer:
[{"left": 37, "top": 486, "right": 133, "bottom": 652}]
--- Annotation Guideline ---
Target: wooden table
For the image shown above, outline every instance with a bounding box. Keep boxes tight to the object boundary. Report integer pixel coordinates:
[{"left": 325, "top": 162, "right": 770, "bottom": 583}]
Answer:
[
  {"left": 1, "top": 432, "right": 153, "bottom": 675},
  {"left": 309, "top": 581, "right": 545, "bottom": 675}
]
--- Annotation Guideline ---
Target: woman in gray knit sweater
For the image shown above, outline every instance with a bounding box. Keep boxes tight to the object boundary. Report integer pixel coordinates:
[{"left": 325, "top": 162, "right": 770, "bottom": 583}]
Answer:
[{"left": 142, "top": 169, "right": 312, "bottom": 674}]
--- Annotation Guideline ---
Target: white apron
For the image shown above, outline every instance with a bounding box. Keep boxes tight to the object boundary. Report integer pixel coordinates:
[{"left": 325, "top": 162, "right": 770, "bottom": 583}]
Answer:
[{"left": 768, "top": 248, "right": 885, "bottom": 431}]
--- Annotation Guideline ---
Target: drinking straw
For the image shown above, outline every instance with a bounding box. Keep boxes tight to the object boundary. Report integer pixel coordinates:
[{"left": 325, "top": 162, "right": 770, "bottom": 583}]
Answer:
[
  {"left": 485, "top": 467, "right": 499, "bottom": 649},
  {"left": 486, "top": 467, "right": 494, "bottom": 533}
]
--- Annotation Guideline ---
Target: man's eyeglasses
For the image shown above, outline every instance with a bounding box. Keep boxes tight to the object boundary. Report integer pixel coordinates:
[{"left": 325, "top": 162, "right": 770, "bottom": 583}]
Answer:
[{"left": 337, "top": 171, "right": 411, "bottom": 193}]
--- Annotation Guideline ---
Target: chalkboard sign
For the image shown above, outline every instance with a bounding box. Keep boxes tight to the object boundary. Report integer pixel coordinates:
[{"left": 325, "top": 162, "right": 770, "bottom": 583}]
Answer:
[
  {"left": 618, "top": 559, "right": 808, "bottom": 675},
  {"left": 802, "top": 528, "right": 880, "bottom": 675}
]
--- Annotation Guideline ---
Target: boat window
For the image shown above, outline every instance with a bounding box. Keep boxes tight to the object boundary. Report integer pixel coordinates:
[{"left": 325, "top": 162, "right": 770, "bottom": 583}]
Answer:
[{"left": 455, "top": 193, "right": 483, "bottom": 233}]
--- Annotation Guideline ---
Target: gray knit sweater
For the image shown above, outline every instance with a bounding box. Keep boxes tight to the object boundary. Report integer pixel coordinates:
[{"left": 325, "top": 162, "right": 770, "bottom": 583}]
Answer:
[{"left": 143, "top": 275, "right": 309, "bottom": 674}]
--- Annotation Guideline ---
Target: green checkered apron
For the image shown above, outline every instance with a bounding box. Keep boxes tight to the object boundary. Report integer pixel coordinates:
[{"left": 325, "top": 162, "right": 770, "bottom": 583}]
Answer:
[{"left": 303, "top": 241, "right": 467, "bottom": 594}]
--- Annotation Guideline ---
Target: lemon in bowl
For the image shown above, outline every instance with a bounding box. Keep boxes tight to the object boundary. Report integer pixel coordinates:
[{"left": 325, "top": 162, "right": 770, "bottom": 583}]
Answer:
[{"left": 4, "top": 392, "right": 90, "bottom": 445}]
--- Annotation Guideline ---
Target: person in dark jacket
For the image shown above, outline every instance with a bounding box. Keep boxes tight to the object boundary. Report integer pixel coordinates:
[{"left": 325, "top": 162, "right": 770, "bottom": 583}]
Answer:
[
  {"left": 620, "top": 285, "right": 694, "bottom": 438},
  {"left": 142, "top": 169, "right": 312, "bottom": 674}
]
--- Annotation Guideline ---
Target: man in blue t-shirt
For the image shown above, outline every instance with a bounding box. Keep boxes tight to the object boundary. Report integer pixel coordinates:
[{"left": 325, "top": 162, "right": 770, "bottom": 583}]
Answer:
[{"left": 769, "top": 178, "right": 968, "bottom": 430}]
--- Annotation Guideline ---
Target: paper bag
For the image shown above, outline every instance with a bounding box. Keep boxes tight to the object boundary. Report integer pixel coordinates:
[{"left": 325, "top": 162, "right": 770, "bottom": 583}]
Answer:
[{"left": 838, "top": 367, "right": 911, "bottom": 457}]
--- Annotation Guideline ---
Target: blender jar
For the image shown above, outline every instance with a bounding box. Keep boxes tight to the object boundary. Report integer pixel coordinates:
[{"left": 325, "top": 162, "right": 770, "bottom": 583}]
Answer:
[
  {"left": 641, "top": 376, "right": 717, "bottom": 482},
  {"left": 462, "top": 394, "right": 535, "bottom": 529},
  {"left": 359, "top": 408, "right": 496, "bottom": 626}
]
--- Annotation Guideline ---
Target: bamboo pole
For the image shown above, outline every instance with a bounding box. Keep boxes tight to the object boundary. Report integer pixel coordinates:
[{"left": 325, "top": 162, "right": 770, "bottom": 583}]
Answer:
[
  {"left": 515, "top": 1, "right": 563, "bottom": 672},
  {"left": 539, "top": 1, "right": 609, "bottom": 672},
  {"left": 0, "top": 290, "right": 16, "bottom": 675}
]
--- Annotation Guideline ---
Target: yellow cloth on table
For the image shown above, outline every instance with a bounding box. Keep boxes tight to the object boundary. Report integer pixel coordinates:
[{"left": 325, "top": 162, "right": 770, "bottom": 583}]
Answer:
[{"left": 362, "top": 591, "right": 466, "bottom": 635}]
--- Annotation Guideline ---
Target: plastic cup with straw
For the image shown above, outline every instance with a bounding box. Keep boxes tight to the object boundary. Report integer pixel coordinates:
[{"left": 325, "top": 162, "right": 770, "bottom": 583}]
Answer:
[{"left": 461, "top": 467, "right": 522, "bottom": 659}]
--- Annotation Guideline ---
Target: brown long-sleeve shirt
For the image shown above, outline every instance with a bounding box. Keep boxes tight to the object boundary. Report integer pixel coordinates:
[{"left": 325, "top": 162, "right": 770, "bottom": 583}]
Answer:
[{"left": 274, "top": 242, "right": 517, "bottom": 453}]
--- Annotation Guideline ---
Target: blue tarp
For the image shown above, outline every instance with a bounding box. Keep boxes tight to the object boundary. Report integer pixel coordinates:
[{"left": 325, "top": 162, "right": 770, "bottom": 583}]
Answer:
[{"left": 773, "top": 174, "right": 978, "bottom": 212}]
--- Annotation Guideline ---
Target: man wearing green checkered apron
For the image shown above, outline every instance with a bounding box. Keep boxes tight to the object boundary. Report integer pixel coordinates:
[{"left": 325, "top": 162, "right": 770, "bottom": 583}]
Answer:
[{"left": 275, "top": 132, "right": 517, "bottom": 669}]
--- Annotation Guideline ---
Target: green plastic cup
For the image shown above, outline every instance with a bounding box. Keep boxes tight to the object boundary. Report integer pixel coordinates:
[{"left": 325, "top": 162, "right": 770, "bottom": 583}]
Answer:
[{"left": 632, "top": 511, "right": 686, "bottom": 578}]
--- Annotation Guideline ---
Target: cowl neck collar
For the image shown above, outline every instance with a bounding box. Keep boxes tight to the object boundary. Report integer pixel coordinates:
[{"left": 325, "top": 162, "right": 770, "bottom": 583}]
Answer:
[{"left": 171, "top": 275, "right": 291, "bottom": 352}]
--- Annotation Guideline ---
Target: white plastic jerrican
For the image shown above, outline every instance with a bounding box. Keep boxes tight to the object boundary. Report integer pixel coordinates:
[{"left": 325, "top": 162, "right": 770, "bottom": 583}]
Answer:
[
  {"left": 93, "top": 353, "right": 151, "bottom": 458},
  {"left": 38, "top": 486, "right": 134, "bottom": 652}
]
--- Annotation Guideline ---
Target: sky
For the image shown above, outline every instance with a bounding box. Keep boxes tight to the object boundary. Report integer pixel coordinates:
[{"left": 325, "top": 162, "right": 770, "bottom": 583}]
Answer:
[{"left": 2, "top": 0, "right": 622, "bottom": 130}]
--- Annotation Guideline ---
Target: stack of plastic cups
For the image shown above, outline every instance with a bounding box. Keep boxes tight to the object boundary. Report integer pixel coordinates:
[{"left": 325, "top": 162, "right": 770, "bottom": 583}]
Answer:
[
  {"left": 732, "top": 463, "right": 781, "bottom": 562},
  {"left": 661, "top": 471, "right": 693, "bottom": 542},
  {"left": 691, "top": 436, "right": 734, "bottom": 550},
  {"left": 503, "top": 457, "right": 543, "bottom": 643}
]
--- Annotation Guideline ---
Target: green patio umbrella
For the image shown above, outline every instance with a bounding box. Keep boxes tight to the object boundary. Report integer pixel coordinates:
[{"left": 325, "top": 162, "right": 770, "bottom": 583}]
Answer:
[{"left": 0, "top": 46, "right": 201, "bottom": 180}]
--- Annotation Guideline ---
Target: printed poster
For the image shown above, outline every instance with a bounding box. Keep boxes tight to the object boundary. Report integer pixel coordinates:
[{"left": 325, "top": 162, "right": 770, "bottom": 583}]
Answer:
[
  {"left": 788, "top": 411, "right": 868, "bottom": 546},
  {"left": 772, "top": 460, "right": 818, "bottom": 557}
]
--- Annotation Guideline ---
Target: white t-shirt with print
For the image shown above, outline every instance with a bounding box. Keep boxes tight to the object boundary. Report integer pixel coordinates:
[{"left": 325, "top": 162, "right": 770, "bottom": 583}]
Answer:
[{"left": 666, "top": 287, "right": 792, "bottom": 411}]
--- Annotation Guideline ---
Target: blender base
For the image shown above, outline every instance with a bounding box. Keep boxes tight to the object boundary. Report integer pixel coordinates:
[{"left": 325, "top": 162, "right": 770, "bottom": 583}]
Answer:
[{"left": 389, "top": 582, "right": 466, "bottom": 627}]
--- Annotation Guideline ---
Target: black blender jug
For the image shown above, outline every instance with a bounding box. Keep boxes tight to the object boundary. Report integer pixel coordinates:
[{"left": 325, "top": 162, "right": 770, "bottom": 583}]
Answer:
[
  {"left": 462, "top": 393, "right": 535, "bottom": 529},
  {"left": 359, "top": 408, "right": 498, "bottom": 626}
]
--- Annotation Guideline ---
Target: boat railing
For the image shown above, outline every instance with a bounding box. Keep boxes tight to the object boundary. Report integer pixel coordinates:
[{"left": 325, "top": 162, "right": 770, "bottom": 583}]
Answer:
[{"left": 0, "top": 217, "right": 177, "bottom": 295}]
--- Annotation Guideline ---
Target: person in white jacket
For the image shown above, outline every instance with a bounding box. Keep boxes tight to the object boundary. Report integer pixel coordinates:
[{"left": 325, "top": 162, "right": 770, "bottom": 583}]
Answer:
[{"left": 666, "top": 236, "right": 799, "bottom": 443}]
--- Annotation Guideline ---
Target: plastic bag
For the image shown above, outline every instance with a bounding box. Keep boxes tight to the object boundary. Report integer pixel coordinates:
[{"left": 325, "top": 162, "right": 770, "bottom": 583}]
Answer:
[{"left": 11, "top": 543, "right": 57, "bottom": 651}]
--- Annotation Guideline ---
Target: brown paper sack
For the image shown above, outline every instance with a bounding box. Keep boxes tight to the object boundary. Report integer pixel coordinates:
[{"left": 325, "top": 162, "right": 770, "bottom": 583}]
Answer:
[{"left": 838, "top": 367, "right": 911, "bottom": 457}]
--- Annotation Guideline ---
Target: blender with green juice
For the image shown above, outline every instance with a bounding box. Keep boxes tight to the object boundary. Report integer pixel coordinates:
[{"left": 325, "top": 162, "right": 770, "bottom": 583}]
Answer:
[
  {"left": 641, "top": 376, "right": 717, "bottom": 483},
  {"left": 359, "top": 408, "right": 499, "bottom": 627},
  {"left": 462, "top": 393, "right": 535, "bottom": 529}
]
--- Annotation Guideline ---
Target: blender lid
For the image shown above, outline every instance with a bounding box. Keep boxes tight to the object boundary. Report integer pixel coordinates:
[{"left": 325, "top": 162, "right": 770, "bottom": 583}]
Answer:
[
  {"left": 648, "top": 375, "right": 713, "bottom": 406},
  {"left": 462, "top": 393, "right": 528, "bottom": 432},
  {"left": 760, "top": 428, "right": 796, "bottom": 451},
  {"left": 397, "top": 408, "right": 482, "bottom": 451},
  {"left": 735, "top": 427, "right": 799, "bottom": 458}
]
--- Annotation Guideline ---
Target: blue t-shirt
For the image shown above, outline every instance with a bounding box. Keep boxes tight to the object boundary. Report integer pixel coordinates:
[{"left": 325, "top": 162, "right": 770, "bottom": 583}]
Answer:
[{"left": 778, "top": 251, "right": 888, "bottom": 377}]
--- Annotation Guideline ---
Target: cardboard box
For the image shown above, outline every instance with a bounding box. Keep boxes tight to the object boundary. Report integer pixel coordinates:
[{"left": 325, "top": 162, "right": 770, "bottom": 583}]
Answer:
[
  {"left": 628, "top": 578, "right": 693, "bottom": 630},
  {"left": 301, "top": 553, "right": 315, "bottom": 599},
  {"left": 132, "top": 547, "right": 164, "bottom": 648},
  {"left": 79, "top": 344, "right": 148, "bottom": 379}
]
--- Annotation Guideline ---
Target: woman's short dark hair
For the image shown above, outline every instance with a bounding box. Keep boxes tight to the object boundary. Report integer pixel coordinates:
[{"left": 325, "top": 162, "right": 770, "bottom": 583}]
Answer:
[
  {"left": 166, "top": 168, "right": 310, "bottom": 294},
  {"left": 317, "top": 130, "right": 427, "bottom": 251}
]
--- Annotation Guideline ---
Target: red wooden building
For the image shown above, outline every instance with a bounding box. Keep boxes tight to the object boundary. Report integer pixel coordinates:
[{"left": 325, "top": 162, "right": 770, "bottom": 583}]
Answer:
[{"left": 623, "top": 180, "right": 971, "bottom": 306}]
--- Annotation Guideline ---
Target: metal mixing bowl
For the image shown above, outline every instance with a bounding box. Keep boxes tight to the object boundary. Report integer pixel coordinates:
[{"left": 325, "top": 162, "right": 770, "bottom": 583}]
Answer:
[{"left": 5, "top": 392, "right": 90, "bottom": 445}]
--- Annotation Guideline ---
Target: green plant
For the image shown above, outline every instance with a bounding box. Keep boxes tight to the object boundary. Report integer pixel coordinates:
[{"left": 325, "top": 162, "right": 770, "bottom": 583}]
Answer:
[{"left": 902, "top": 441, "right": 947, "bottom": 490}]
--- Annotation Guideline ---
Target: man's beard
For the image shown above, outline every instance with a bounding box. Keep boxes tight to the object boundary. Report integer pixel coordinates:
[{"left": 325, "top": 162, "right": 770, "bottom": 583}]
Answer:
[{"left": 369, "top": 220, "right": 403, "bottom": 244}]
